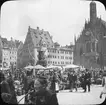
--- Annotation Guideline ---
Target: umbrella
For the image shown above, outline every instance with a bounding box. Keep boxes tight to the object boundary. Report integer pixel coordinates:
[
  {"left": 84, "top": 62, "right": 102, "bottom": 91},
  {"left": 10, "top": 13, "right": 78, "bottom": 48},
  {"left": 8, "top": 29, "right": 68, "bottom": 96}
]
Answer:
[
  {"left": 64, "top": 64, "right": 79, "bottom": 69},
  {"left": 33, "top": 65, "right": 46, "bottom": 69},
  {"left": 14, "top": 80, "right": 20, "bottom": 84},
  {"left": 2, "top": 68, "right": 10, "bottom": 70},
  {"left": 24, "top": 65, "right": 34, "bottom": 69},
  {"left": 46, "top": 65, "right": 62, "bottom": 69}
]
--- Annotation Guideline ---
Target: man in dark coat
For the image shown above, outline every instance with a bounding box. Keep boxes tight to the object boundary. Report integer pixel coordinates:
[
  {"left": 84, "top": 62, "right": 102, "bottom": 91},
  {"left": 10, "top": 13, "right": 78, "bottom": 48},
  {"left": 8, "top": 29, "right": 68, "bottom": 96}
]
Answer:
[
  {"left": 84, "top": 69, "right": 91, "bottom": 92},
  {"left": 68, "top": 71, "right": 73, "bottom": 92},
  {"left": 29, "top": 76, "right": 59, "bottom": 105},
  {"left": 23, "top": 73, "right": 34, "bottom": 104},
  {"left": 80, "top": 71, "right": 86, "bottom": 90},
  {"left": 7, "top": 76, "right": 18, "bottom": 104},
  {"left": 0, "top": 72, "right": 12, "bottom": 104},
  {"left": 72, "top": 71, "right": 77, "bottom": 91},
  {"left": 50, "top": 72, "right": 57, "bottom": 93}
]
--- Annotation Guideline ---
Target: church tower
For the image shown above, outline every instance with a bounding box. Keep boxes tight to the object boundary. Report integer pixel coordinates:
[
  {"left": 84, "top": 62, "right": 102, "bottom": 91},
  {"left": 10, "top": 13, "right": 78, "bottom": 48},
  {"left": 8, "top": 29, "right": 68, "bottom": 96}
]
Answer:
[{"left": 90, "top": 1, "right": 97, "bottom": 24}]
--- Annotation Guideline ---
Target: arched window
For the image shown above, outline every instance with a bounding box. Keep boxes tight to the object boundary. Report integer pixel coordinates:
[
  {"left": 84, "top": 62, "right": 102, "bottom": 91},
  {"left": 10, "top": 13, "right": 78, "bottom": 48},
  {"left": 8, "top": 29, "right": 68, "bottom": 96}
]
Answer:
[
  {"left": 96, "top": 42, "right": 99, "bottom": 53},
  {"left": 86, "top": 42, "right": 91, "bottom": 52},
  {"left": 92, "top": 42, "right": 95, "bottom": 52}
]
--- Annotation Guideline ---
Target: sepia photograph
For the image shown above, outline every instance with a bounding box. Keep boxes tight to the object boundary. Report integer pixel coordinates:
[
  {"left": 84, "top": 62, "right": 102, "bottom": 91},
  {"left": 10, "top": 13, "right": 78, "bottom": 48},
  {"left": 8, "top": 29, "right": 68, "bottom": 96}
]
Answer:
[{"left": 0, "top": 0, "right": 106, "bottom": 104}]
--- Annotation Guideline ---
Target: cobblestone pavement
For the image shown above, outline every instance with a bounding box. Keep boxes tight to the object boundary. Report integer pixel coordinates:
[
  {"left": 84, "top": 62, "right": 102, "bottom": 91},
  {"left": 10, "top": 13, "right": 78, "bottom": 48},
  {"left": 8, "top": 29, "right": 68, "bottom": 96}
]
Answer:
[{"left": 17, "top": 85, "right": 106, "bottom": 104}]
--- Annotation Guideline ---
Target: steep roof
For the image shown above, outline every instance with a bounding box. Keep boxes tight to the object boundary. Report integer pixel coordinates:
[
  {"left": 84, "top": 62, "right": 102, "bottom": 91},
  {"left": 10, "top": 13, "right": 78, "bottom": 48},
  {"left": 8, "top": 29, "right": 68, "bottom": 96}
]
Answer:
[
  {"left": 15, "top": 40, "right": 22, "bottom": 48},
  {"left": 17, "top": 42, "right": 23, "bottom": 56},
  {"left": 17, "top": 41, "right": 23, "bottom": 50},
  {"left": 29, "top": 27, "right": 54, "bottom": 48}
]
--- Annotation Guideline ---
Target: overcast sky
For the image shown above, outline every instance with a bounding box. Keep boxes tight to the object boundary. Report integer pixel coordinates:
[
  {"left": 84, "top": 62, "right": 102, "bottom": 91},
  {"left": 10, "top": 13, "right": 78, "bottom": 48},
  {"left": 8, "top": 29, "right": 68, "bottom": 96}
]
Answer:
[{"left": 0, "top": 0, "right": 106, "bottom": 46}]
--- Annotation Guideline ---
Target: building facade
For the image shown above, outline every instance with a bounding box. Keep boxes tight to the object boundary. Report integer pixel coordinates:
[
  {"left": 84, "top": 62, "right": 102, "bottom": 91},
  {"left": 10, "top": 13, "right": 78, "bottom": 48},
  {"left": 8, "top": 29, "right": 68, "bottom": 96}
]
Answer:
[
  {"left": 74, "top": 1, "right": 106, "bottom": 69},
  {"left": 20, "top": 26, "right": 73, "bottom": 68},
  {"left": 47, "top": 44, "right": 73, "bottom": 66},
  {"left": 0, "top": 36, "right": 21, "bottom": 69}
]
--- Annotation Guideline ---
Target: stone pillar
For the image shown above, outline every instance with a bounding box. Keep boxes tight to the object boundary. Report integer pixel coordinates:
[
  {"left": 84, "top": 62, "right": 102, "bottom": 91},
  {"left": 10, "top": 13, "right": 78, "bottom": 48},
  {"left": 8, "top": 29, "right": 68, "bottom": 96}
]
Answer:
[
  {"left": 91, "top": 42, "right": 93, "bottom": 52},
  {"left": 33, "top": 48, "right": 38, "bottom": 76},
  {"left": 95, "top": 39, "right": 98, "bottom": 52}
]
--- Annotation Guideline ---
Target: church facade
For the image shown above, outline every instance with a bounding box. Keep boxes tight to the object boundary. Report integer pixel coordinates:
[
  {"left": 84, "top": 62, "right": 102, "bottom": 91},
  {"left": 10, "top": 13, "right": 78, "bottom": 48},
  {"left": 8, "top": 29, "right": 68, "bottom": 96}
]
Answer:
[{"left": 74, "top": 1, "right": 106, "bottom": 70}]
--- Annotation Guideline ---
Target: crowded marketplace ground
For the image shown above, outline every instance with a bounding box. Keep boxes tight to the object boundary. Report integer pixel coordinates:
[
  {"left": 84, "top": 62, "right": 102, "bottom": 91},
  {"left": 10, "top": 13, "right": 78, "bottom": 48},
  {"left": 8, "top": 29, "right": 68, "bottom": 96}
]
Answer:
[{"left": 0, "top": 64, "right": 106, "bottom": 105}]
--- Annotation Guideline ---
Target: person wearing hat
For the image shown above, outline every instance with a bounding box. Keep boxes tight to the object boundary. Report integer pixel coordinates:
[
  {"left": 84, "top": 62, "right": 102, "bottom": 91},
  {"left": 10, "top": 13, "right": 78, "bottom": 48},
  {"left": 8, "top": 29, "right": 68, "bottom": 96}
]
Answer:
[{"left": 28, "top": 76, "right": 59, "bottom": 105}]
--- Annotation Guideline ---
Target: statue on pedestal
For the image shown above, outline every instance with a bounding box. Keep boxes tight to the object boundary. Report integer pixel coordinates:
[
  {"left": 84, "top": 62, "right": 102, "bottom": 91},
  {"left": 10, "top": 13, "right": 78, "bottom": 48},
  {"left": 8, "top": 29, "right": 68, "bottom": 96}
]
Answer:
[{"left": 36, "top": 38, "right": 47, "bottom": 67}]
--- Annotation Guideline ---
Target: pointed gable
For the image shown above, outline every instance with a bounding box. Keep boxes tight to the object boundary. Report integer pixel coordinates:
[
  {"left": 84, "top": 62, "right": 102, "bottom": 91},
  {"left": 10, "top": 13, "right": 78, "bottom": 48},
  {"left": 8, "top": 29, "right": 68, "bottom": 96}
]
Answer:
[{"left": 29, "top": 27, "right": 54, "bottom": 48}]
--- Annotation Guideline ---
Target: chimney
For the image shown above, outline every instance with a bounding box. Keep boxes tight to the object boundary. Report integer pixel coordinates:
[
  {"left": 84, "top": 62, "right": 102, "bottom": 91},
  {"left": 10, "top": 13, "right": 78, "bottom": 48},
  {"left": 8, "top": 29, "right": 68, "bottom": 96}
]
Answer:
[
  {"left": 11, "top": 37, "right": 13, "bottom": 41},
  {"left": 28, "top": 26, "right": 30, "bottom": 32},
  {"left": 37, "top": 27, "right": 39, "bottom": 30}
]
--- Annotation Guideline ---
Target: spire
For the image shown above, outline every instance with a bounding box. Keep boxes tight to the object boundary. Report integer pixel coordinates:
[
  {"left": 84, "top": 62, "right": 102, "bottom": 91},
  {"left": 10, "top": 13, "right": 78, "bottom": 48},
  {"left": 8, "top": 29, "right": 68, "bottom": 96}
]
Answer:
[
  {"left": 90, "top": 0, "right": 97, "bottom": 24},
  {"left": 11, "top": 37, "right": 13, "bottom": 41},
  {"left": 28, "top": 26, "right": 30, "bottom": 32},
  {"left": 85, "top": 19, "right": 88, "bottom": 29},
  {"left": 74, "top": 34, "right": 76, "bottom": 45},
  {"left": 100, "top": 15, "right": 101, "bottom": 20}
]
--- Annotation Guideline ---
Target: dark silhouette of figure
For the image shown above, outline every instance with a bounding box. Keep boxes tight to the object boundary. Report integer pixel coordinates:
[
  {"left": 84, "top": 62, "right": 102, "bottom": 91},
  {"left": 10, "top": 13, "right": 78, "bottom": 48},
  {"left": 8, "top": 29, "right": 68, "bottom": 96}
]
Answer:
[
  {"left": 84, "top": 69, "right": 91, "bottom": 92},
  {"left": 29, "top": 76, "right": 59, "bottom": 105}
]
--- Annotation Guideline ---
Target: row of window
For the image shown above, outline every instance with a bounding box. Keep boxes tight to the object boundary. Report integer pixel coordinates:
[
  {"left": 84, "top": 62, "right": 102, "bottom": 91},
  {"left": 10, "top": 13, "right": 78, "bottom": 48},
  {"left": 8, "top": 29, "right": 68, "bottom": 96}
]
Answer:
[
  {"left": 48, "top": 49, "right": 72, "bottom": 54},
  {"left": 10, "top": 51, "right": 17, "bottom": 54},
  {"left": 4, "top": 57, "right": 17, "bottom": 61},
  {"left": 10, "top": 57, "right": 17, "bottom": 59},
  {"left": 2, "top": 62, "right": 17, "bottom": 67},
  {"left": 47, "top": 61, "right": 72, "bottom": 65},
  {"left": 48, "top": 55, "right": 72, "bottom": 59},
  {"left": 3, "top": 51, "right": 17, "bottom": 55}
]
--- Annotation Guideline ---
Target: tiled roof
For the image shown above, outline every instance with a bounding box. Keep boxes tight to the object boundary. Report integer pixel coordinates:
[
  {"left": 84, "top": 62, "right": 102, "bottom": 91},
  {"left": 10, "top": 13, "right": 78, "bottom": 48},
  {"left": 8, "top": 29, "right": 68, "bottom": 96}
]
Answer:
[
  {"left": 0, "top": 37, "right": 22, "bottom": 49},
  {"left": 8, "top": 40, "right": 16, "bottom": 48},
  {"left": 29, "top": 27, "right": 54, "bottom": 48}
]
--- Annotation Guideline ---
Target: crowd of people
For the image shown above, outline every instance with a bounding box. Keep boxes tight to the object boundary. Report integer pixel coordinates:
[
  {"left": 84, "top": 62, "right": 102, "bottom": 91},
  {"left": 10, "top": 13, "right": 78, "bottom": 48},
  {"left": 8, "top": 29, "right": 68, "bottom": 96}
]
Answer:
[{"left": 0, "top": 66, "right": 105, "bottom": 104}]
